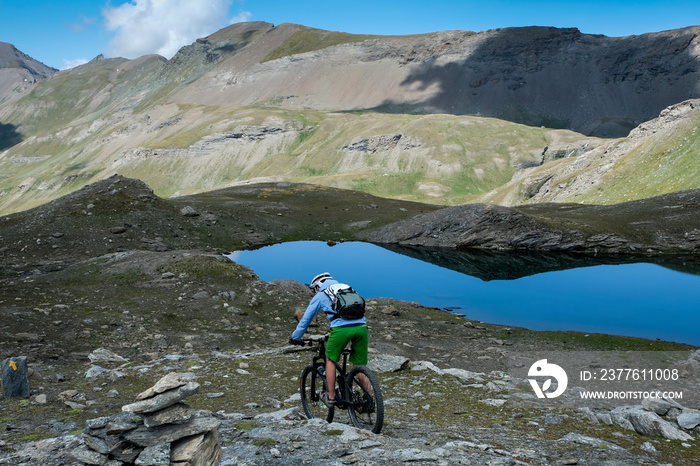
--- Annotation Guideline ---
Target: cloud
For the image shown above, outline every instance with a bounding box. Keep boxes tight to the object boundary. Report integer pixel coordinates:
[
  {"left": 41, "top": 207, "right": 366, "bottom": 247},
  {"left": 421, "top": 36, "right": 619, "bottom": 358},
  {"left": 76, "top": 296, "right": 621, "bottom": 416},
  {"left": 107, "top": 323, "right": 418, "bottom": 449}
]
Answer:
[
  {"left": 61, "top": 58, "right": 89, "bottom": 70},
  {"left": 67, "top": 14, "right": 98, "bottom": 33},
  {"left": 103, "top": 0, "right": 248, "bottom": 60},
  {"left": 230, "top": 10, "right": 253, "bottom": 24}
]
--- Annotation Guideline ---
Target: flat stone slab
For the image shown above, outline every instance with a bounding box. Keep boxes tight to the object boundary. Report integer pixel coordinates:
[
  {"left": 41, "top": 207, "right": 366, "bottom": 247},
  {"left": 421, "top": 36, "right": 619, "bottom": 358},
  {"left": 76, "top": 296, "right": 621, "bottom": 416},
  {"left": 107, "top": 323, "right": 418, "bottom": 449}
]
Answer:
[
  {"left": 123, "top": 382, "right": 200, "bottom": 414},
  {"left": 143, "top": 402, "right": 193, "bottom": 428},
  {"left": 124, "top": 413, "right": 221, "bottom": 447},
  {"left": 136, "top": 372, "right": 196, "bottom": 401}
]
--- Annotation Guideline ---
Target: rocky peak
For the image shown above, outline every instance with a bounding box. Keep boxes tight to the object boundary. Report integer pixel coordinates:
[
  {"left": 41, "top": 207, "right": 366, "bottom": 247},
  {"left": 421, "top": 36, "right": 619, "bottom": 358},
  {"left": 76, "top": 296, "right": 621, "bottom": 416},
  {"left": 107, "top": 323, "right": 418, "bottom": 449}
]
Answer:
[{"left": 0, "top": 41, "right": 56, "bottom": 77}]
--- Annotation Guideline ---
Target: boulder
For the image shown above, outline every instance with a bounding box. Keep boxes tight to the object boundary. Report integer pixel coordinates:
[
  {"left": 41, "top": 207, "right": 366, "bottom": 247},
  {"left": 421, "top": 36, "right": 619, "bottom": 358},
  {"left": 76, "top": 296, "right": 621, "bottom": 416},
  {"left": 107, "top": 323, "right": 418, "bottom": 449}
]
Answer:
[
  {"left": 180, "top": 206, "right": 199, "bottom": 217},
  {"left": 641, "top": 396, "right": 682, "bottom": 416},
  {"left": 677, "top": 411, "right": 700, "bottom": 430},
  {"left": 2, "top": 356, "right": 30, "bottom": 398},
  {"left": 88, "top": 348, "right": 128, "bottom": 364},
  {"left": 367, "top": 354, "right": 410, "bottom": 373},
  {"left": 85, "top": 365, "right": 111, "bottom": 378},
  {"left": 611, "top": 406, "right": 693, "bottom": 441}
]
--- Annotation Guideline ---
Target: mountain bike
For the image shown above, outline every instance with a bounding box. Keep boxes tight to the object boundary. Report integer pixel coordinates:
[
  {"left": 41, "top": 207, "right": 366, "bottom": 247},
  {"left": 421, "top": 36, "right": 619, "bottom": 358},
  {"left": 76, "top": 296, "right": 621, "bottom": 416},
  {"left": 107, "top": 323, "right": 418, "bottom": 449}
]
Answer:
[{"left": 294, "top": 335, "right": 384, "bottom": 434}]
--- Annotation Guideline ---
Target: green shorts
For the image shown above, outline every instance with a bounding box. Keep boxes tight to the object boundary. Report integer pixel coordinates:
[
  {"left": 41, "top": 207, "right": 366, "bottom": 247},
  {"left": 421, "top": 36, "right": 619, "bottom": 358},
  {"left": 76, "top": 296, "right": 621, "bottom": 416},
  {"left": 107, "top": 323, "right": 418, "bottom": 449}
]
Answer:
[{"left": 326, "top": 325, "right": 368, "bottom": 365}]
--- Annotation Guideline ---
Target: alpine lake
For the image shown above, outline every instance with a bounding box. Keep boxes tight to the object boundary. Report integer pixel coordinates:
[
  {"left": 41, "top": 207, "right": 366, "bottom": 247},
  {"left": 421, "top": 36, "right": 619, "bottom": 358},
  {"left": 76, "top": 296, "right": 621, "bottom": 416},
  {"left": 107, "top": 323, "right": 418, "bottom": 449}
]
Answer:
[{"left": 228, "top": 241, "right": 700, "bottom": 346}]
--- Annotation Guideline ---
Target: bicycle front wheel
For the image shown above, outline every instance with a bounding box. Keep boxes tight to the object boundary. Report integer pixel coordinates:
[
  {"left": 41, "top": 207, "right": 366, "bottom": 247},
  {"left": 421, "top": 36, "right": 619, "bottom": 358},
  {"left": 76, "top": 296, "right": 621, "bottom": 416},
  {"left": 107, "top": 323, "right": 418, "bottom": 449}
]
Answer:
[
  {"left": 347, "top": 365, "right": 384, "bottom": 434},
  {"left": 300, "top": 365, "right": 334, "bottom": 423}
]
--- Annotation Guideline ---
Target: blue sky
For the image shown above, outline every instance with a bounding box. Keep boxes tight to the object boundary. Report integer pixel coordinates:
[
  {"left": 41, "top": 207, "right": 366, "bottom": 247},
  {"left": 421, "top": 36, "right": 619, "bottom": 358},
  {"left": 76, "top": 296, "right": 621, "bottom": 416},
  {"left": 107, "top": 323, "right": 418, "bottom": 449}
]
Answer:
[{"left": 1, "top": 0, "right": 699, "bottom": 70}]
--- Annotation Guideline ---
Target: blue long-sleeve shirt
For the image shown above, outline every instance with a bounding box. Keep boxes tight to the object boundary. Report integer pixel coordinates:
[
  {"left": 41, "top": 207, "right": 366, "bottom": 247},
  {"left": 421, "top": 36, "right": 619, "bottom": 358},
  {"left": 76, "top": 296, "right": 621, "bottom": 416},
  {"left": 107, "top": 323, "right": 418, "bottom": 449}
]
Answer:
[{"left": 292, "top": 279, "right": 367, "bottom": 340}]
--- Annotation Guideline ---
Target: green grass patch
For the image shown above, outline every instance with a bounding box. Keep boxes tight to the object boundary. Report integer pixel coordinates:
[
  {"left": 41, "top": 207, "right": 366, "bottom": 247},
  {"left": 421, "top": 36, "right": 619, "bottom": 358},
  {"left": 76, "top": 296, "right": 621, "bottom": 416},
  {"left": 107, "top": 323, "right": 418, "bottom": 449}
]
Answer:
[
  {"left": 253, "top": 438, "right": 276, "bottom": 446},
  {"left": 287, "top": 126, "right": 319, "bottom": 155},
  {"left": 236, "top": 421, "right": 259, "bottom": 429},
  {"left": 352, "top": 172, "right": 425, "bottom": 199},
  {"left": 262, "top": 28, "right": 380, "bottom": 63},
  {"left": 162, "top": 255, "right": 247, "bottom": 280},
  {"left": 110, "top": 270, "right": 150, "bottom": 286},
  {"left": 155, "top": 122, "right": 210, "bottom": 149}
]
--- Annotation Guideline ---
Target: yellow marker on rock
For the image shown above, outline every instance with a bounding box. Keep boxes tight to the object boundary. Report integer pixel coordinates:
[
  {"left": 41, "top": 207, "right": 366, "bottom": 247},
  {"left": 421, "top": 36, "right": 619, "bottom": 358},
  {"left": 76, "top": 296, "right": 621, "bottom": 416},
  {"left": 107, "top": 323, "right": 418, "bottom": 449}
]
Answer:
[{"left": 9, "top": 361, "right": 17, "bottom": 371}]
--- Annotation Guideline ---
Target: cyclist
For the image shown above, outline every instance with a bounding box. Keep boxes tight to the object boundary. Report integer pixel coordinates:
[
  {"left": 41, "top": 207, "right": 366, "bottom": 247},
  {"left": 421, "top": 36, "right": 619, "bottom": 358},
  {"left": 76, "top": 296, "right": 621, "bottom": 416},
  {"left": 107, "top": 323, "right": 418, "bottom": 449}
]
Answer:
[{"left": 290, "top": 272, "right": 368, "bottom": 407}]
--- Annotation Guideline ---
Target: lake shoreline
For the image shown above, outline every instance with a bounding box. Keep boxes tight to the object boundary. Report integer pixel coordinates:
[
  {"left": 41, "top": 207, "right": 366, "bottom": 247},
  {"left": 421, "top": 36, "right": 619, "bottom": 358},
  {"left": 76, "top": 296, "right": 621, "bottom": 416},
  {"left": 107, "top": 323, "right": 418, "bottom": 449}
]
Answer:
[{"left": 230, "top": 240, "right": 700, "bottom": 347}]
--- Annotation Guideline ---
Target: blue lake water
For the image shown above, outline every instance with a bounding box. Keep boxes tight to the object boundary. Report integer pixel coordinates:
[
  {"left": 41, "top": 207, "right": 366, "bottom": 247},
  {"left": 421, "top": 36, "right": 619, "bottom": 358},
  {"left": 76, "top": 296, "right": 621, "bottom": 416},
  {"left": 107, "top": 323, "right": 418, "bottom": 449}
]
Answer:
[{"left": 228, "top": 241, "right": 700, "bottom": 346}]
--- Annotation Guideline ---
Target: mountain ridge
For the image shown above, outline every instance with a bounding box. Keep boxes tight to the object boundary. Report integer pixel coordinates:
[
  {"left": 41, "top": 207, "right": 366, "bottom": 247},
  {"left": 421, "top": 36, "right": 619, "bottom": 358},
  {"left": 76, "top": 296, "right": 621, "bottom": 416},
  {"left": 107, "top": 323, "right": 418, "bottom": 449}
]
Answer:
[
  {"left": 177, "top": 22, "right": 700, "bottom": 135},
  {"left": 0, "top": 41, "right": 56, "bottom": 78}
]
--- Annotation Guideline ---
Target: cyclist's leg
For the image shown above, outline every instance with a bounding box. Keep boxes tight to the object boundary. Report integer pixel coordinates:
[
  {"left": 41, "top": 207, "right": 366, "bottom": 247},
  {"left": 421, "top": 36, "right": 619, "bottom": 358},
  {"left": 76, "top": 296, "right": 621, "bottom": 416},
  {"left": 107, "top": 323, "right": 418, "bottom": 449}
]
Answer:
[
  {"left": 326, "top": 327, "right": 353, "bottom": 400},
  {"left": 354, "top": 370, "right": 372, "bottom": 394},
  {"left": 348, "top": 326, "right": 372, "bottom": 394},
  {"left": 325, "top": 356, "right": 338, "bottom": 400},
  {"left": 347, "top": 325, "right": 368, "bottom": 365}
]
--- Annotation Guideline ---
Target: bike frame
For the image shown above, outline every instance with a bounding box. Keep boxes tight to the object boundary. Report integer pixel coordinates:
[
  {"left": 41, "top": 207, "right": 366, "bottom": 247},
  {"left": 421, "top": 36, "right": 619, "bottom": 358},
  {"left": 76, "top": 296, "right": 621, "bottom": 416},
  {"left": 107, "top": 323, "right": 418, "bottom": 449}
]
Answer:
[{"left": 307, "top": 338, "right": 353, "bottom": 410}]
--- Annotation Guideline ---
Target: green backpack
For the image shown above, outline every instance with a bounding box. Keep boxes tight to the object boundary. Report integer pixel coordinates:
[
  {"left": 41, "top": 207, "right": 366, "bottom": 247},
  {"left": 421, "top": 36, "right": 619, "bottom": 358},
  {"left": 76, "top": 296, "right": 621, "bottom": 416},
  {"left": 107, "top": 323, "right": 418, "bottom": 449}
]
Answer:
[{"left": 324, "top": 283, "right": 366, "bottom": 321}]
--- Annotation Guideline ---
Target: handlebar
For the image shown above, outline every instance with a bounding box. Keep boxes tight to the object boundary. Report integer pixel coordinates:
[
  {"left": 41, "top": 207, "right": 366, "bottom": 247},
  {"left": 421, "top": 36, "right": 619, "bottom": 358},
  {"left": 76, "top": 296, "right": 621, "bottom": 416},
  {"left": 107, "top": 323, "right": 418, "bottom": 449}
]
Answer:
[{"left": 289, "top": 335, "right": 328, "bottom": 347}]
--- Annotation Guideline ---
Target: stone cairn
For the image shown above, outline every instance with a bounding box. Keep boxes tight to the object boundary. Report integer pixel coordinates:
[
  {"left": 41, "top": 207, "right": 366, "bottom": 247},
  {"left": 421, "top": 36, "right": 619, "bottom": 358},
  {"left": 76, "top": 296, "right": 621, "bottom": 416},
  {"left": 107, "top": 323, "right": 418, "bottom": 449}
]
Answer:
[{"left": 72, "top": 372, "right": 222, "bottom": 465}]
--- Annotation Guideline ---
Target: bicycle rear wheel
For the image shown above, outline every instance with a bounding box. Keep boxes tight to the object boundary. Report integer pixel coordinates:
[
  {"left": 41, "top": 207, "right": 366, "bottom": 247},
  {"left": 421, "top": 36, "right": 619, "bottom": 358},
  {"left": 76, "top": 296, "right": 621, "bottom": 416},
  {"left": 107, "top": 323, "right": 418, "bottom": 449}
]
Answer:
[
  {"left": 300, "top": 365, "right": 334, "bottom": 423},
  {"left": 347, "top": 365, "right": 384, "bottom": 434}
]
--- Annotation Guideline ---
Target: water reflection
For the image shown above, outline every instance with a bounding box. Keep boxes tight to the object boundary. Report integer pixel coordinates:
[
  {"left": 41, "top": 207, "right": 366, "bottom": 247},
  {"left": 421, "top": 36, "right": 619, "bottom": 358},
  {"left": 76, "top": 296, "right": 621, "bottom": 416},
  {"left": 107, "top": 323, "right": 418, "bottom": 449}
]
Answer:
[
  {"left": 228, "top": 241, "right": 700, "bottom": 345},
  {"left": 379, "top": 244, "right": 700, "bottom": 281}
]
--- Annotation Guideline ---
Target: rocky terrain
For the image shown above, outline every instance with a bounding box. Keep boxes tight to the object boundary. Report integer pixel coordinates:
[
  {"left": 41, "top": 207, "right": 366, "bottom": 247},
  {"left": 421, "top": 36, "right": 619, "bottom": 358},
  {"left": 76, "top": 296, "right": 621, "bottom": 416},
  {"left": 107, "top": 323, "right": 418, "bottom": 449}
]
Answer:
[
  {"left": 0, "top": 176, "right": 699, "bottom": 464},
  {"left": 366, "top": 188, "right": 700, "bottom": 254},
  {"left": 1, "top": 23, "right": 700, "bottom": 213}
]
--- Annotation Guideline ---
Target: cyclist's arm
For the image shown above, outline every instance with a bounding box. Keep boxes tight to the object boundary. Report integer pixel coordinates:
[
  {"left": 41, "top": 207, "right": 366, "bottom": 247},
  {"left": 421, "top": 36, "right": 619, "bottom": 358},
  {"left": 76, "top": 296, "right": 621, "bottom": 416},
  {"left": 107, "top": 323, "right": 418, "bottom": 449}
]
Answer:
[{"left": 291, "top": 294, "right": 323, "bottom": 340}]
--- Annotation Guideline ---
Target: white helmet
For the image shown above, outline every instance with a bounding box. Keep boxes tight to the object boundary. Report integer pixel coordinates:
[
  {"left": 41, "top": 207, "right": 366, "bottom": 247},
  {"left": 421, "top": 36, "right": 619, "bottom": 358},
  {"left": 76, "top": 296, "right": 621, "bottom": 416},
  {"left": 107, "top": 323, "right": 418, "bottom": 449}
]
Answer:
[{"left": 310, "top": 272, "right": 332, "bottom": 289}]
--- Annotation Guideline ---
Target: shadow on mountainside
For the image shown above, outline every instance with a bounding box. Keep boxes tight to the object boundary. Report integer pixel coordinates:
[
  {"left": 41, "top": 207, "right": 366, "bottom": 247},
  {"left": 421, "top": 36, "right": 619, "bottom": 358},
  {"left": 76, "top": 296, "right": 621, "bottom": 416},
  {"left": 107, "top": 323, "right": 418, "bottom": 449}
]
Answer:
[
  {"left": 370, "top": 27, "right": 700, "bottom": 137},
  {"left": 0, "top": 122, "right": 22, "bottom": 150}
]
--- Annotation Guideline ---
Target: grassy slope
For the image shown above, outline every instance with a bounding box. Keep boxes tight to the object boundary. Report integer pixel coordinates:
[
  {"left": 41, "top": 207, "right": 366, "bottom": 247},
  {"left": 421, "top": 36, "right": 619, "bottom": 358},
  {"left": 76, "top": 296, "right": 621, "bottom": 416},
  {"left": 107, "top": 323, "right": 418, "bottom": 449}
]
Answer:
[
  {"left": 253, "top": 111, "right": 549, "bottom": 203},
  {"left": 481, "top": 106, "right": 700, "bottom": 206},
  {"left": 575, "top": 112, "right": 700, "bottom": 204},
  {"left": 4, "top": 92, "right": 699, "bottom": 216},
  {"left": 0, "top": 102, "right": 555, "bottom": 215},
  {"left": 261, "top": 26, "right": 382, "bottom": 62}
]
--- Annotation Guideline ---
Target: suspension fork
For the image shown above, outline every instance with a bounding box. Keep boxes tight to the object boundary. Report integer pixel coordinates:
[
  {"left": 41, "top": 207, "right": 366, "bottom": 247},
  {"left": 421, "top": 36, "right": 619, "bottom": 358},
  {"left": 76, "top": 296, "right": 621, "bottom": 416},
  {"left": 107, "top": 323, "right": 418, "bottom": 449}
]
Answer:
[{"left": 310, "top": 341, "right": 328, "bottom": 400}]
